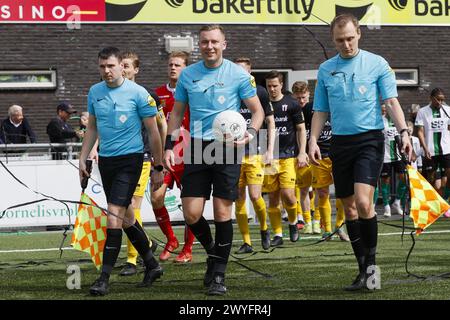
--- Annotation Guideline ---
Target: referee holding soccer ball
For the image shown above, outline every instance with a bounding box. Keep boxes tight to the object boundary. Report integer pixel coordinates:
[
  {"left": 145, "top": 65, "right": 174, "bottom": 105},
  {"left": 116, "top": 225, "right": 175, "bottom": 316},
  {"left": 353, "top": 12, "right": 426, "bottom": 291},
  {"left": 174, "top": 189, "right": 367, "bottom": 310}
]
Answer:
[{"left": 163, "top": 24, "right": 264, "bottom": 296}]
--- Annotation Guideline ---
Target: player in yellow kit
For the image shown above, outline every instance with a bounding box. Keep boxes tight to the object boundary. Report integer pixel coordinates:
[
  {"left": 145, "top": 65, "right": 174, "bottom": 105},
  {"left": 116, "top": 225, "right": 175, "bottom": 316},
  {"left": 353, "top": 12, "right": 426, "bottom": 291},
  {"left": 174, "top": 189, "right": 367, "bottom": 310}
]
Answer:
[
  {"left": 234, "top": 58, "right": 276, "bottom": 253},
  {"left": 299, "top": 82, "right": 349, "bottom": 241},
  {"left": 292, "top": 81, "right": 320, "bottom": 234},
  {"left": 263, "top": 71, "right": 308, "bottom": 246},
  {"left": 119, "top": 51, "right": 167, "bottom": 276}
]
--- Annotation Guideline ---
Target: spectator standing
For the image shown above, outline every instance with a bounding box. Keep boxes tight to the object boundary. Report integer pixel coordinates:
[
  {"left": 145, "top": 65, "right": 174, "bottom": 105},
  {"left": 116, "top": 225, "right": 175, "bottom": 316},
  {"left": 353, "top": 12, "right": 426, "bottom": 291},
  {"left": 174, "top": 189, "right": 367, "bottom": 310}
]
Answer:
[{"left": 46, "top": 102, "right": 83, "bottom": 159}]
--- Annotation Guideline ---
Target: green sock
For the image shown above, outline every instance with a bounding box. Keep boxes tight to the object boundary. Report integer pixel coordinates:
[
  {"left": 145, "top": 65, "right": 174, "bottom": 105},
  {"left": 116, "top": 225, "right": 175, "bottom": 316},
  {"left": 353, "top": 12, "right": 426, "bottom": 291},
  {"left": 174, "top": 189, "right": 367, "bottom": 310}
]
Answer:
[
  {"left": 396, "top": 180, "right": 408, "bottom": 203},
  {"left": 444, "top": 187, "right": 450, "bottom": 202},
  {"left": 381, "top": 183, "right": 390, "bottom": 206},
  {"left": 373, "top": 185, "right": 379, "bottom": 204}
]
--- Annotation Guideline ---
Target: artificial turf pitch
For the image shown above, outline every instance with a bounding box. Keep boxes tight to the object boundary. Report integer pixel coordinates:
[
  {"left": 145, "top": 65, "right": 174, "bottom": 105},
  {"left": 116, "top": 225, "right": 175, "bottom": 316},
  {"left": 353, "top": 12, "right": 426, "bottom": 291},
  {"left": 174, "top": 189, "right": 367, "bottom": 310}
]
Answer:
[{"left": 1, "top": 217, "right": 450, "bottom": 301}]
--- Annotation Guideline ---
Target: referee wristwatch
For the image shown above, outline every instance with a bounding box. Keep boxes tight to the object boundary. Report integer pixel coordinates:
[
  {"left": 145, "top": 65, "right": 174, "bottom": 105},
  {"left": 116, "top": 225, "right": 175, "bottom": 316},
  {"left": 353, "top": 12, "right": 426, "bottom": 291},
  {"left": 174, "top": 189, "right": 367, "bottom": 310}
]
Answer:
[{"left": 153, "top": 164, "right": 164, "bottom": 172}]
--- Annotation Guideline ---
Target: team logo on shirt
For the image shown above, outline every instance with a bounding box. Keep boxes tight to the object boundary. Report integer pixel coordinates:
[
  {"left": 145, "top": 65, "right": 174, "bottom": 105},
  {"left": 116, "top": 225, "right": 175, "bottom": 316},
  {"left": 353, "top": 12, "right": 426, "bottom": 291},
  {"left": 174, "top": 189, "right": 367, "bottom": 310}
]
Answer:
[
  {"left": 250, "top": 76, "right": 256, "bottom": 88},
  {"left": 148, "top": 95, "right": 157, "bottom": 108}
]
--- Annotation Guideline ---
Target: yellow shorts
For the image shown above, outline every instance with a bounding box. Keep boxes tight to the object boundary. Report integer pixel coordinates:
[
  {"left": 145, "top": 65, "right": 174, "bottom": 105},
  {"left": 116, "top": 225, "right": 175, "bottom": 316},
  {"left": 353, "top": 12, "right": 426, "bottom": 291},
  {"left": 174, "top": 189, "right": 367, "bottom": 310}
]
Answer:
[
  {"left": 262, "top": 158, "right": 297, "bottom": 193},
  {"left": 239, "top": 155, "right": 265, "bottom": 187},
  {"left": 133, "top": 161, "right": 151, "bottom": 197},
  {"left": 311, "top": 157, "right": 333, "bottom": 188},
  {"left": 296, "top": 164, "right": 312, "bottom": 189}
]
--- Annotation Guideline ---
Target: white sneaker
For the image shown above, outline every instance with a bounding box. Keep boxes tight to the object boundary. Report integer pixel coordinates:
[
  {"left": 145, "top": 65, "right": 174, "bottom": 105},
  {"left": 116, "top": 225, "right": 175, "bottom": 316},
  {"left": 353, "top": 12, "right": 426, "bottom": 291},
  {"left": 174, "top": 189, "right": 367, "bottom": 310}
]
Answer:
[
  {"left": 391, "top": 201, "right": 403, "bottom": 215},
  {"left": 383, "top": 205, "right": 391, "bottom": 217}
]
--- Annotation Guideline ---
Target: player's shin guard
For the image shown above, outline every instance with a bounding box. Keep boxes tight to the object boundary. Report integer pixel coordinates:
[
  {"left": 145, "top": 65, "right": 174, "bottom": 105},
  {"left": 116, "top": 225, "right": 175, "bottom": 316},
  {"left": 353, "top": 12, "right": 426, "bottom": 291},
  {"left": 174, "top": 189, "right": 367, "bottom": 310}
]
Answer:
[
  {"left": 154, "top": 206, "right": 176, "bottom": 242},
  {"left": 335, "top": 199, "right": 345, "bottom": 228},
  {"left": 381, "top": 183, "right": 390, "bottom": 206},
  {"left": 318, "top": 196, "right": 332, "bottom": 232},
  {"left": 345, "top": 219, "right": 366, "bottom": 274},
  {"left": 252, "top": 197, "right": 268, "bottom": 231},
  {"left": 268, "top": 206, "right": 282, "bottom": 235},
  {"left": 188, "top": 216, "right": 215, "bottom": 255},
  {"left": 123, "top": 221, "right": 158, "bottom": 269},
  {"left": 101, "top": 229, "right": 123, "bottom": 278},
  {"left": 359, "top": 216, "right": 378, "bottom": 268},
  {"left": 235, "top": 199, "right": 251, "bottom": 245},
  {"left": 213, "top": 220, "right": 233, "bottom": 276}
]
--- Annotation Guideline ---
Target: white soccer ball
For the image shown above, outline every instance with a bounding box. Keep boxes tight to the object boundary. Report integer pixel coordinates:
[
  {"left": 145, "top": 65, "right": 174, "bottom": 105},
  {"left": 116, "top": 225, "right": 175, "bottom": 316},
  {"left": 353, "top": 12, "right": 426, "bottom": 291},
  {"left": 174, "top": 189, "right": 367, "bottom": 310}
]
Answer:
[{"left": 212, "top": 110, "right": 247, "bottom": 142}]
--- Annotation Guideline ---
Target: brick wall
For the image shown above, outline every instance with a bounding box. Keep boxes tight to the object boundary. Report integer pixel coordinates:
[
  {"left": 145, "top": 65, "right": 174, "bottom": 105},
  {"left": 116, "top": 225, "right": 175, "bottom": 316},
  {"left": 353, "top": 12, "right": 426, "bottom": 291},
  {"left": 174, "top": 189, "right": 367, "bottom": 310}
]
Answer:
[{"left": 0, "top": 24, "right": 449, "bottom": 142}]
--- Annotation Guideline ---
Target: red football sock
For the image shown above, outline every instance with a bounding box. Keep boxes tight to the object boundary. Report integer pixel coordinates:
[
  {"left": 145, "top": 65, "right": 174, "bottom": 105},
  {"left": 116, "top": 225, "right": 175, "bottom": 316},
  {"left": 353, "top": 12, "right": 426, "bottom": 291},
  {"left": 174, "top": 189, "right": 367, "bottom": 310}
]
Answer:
[
  {"left": 183, "top": 224, "right": 195, "bottom": 253},
  {"left": 153, "top": 206, "right": 176, "bottom": 243}
]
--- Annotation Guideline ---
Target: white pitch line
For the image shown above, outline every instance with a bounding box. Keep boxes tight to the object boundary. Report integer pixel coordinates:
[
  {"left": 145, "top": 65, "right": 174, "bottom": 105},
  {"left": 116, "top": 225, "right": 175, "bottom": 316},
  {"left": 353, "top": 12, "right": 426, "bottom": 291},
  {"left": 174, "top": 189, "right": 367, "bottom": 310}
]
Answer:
[{"left": 1, "top": 229, "right": 450, "bottom": 254}]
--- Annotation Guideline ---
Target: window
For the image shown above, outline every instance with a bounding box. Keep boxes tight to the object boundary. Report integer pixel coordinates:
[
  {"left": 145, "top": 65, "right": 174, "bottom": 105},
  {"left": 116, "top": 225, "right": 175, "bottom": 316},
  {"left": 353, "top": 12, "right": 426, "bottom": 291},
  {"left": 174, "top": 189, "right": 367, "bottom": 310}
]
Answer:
[
  {"left": 393, "top": 68, "right": 419, "bottom": 87},
  {"left": 0, "top": 70, "right": 57, "bottom": 90}
]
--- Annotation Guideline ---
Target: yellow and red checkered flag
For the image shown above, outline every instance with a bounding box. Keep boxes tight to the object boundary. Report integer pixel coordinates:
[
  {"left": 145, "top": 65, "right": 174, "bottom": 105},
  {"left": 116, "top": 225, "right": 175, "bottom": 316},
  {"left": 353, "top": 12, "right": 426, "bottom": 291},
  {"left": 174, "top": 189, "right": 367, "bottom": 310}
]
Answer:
[
  {"left": 408, "top": 165, "right": 450, "bottom": 235},
  {"left": 71, "top": 193, "right": 107, "bottom": 270}
]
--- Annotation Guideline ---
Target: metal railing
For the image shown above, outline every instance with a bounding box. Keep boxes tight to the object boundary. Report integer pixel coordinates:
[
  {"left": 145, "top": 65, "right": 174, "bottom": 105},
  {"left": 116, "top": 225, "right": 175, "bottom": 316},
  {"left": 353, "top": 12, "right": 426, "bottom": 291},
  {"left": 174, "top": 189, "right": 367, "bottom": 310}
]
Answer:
[{"left": 0, "top": 142, "right": 82, "bottom": 161}]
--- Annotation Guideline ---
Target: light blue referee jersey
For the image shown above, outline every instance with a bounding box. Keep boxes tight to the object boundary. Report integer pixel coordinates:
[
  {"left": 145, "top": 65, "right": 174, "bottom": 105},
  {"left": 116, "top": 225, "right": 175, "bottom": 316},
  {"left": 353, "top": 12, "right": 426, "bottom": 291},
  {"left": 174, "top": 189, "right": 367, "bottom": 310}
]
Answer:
[
  {"left": 314, "top": 49, "right": 398, "bottom": 135},
  {"left": 175, "top": 59, "right": 256, "bottom": 140},
  {"left": 87, "top": 79, "right": 157, "bottom": 157}
]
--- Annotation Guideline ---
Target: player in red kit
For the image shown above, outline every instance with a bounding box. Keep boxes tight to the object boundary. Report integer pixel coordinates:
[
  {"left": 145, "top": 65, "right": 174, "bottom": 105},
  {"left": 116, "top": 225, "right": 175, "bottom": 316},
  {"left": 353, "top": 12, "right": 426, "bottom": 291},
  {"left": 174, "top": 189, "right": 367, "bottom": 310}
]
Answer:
[{"left": 153, "top": 51, "right": 195, "bottom": 263}]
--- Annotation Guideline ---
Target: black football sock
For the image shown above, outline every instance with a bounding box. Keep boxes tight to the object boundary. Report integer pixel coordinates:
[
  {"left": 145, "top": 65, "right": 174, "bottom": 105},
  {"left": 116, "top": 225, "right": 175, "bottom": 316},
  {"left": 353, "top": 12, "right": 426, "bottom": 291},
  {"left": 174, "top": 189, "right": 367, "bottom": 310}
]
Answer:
[
  {"left": 345, "top": 219, "right": 366, "bottom": 274},
  {"left": 213, "top": 220, "right": 233, "bottom": 276},
  {"left": 188, "top": 216, "right": 215, "bottom": 255},
  {"left": 123, "top": 221, "right": 158, "bottom": 270},
  {"left": 100, "top": 228, "right": 123, "bottom": 279},
  {"left": 359, "top": 215, "right": 378, "bottom": 268}
]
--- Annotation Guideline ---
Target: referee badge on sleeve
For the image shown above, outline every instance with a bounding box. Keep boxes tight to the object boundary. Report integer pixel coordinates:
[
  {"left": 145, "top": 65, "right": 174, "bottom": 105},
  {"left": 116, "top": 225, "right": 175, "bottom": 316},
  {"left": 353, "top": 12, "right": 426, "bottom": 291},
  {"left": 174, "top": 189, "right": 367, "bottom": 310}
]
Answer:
[
  {"left": 148, "top": 95, "right": 157, "bottom": 108},
  {"left": 250, "top": 76, "right": 256, "bottom": 88}
]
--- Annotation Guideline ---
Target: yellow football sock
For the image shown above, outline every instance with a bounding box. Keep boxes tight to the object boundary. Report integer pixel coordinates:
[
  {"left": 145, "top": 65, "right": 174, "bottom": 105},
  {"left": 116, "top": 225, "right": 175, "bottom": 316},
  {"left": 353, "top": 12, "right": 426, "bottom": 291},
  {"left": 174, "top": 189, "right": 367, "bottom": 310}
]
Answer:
[
  {"left": 252, "top": 196, "right": 268, "bottom": 231},
  {"left": 268, "top": 206, "right": 283, "bottom": 235},
  {"left": 335, "top": 199, "right": 345, "bottom": 229},
  {"left": 296, "top": 186, "right": 302, "bottom": 215},
  {"left": 310, "top": 191, "right": 316, "bottom": 212},
  {"left": 313, "top": 208, "right": 321, "bottom": 221},
  {"left": 235, "top": 199, "right": 251, "bottom": 245},
  {"left": 303, "top": 210, "right": 311, "bottom": 224},
  {"left": 127, "top": 208, "right": 142, "bottom": 265},
  {"left": 318, "top": 196, "right": 332, "bottom": 233},
  {"left": 283, "top": 200, "right": 298, "bottom": 224}
]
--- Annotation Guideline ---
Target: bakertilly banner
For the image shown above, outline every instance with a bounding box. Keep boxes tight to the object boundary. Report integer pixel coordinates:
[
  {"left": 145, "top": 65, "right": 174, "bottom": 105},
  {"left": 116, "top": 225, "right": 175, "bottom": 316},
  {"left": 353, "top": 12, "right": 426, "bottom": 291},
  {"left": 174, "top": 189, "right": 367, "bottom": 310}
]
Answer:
[{"left": 0, "top": 0, "right": 449, "bottom": 25}]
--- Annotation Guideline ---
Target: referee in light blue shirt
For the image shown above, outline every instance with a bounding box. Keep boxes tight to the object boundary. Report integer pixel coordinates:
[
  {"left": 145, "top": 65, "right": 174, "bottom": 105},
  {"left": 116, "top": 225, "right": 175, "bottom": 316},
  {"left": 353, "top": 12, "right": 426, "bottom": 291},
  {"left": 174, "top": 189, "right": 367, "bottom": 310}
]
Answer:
[
  {"left": 79, "top": 47, "right": 164, "bottom": 296},
  {"left": 309, "top": 14, "right": 412, "bottom": 292},
  {"left": 163, "top": 25, "right": 264, "bottom": 296}
]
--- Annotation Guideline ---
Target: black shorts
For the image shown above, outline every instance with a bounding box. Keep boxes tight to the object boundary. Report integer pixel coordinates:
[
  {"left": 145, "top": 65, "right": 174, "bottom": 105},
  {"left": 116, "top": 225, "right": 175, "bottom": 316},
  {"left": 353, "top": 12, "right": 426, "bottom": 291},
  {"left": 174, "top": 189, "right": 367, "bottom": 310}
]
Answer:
[
  {"left": 98, "top": 153, "right": 143, "bottom": 208},
  {"left": 422, "top": 154, "right": 450, "bottom": 173},
  {"left": 381, "top": 161, "right": 405, "bottom": 177},
  {"left": 330, "top": 130, "right": 384, "bottom": 198},
  {"left": 181, "top": 139, "right": 242, "bottom": 201}
]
